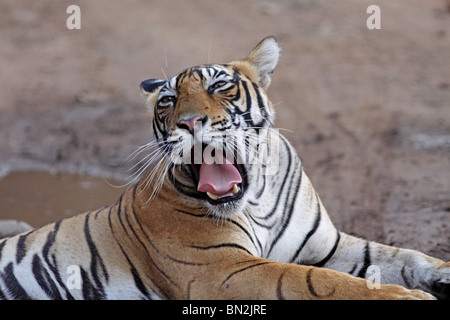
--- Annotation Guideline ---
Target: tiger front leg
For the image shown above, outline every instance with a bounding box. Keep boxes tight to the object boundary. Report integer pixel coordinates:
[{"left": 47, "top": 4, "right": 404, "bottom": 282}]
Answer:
[
  {"left": 426, "top": 262, "right": 450, "bottom": 300},
  {"left": 187, "top": 255, "right": 433, "bottom": 300},
  {"left": 403, "top": 259, "right": 450, "bottom": 300},
  {"left": 322, "top": 233, "right": 450, "bottom": 299}
]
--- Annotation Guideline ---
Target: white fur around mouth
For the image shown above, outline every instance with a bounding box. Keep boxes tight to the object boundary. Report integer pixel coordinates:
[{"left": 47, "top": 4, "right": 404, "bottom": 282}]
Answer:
[{"left": 206, "top": 184, "right": 239, "bottom": 200}]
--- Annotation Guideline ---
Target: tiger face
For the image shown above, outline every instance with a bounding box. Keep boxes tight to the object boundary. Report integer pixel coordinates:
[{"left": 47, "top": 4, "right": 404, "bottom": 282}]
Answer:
[{"left": 140, "top": 37, "right": 280, "bottom": 217}]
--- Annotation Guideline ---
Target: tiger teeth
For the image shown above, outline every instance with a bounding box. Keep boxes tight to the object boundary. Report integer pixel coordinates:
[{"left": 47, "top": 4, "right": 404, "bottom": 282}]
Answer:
[
  {"left": 206, "top": 192, "right": 219, "bottom": 200},
  {"left": 206, "top": 185, "right": 240, "bottom": 200}
]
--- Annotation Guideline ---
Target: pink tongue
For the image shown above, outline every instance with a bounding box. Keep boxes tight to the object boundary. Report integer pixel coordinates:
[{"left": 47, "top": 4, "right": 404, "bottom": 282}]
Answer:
[{"left": 197, "top": 154, "right": 242, "bottom": 195}]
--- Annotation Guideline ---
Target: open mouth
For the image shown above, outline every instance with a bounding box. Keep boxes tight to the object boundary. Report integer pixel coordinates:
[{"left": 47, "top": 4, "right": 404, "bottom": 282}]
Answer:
[{"left": 188, "top": 147, "right": 244, "bottom": 205}]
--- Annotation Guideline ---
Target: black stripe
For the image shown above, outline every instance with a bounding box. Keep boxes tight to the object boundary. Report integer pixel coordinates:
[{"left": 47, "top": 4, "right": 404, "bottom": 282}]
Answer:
[
  {"left": 254, "top": 172, "right": 266, "bottom": 199},
  {"left": 313, "top": 230, "right": 341, "bottom": 267},
  {"left": 129, "top": 266, "right": 152, "bottom": 299},
  {"left": 42, "top": 220, "right": 61, "bottom": 259},
  {"left": 306, "top": 268, "right": 336, "bottom": 298},
  {"left": 221, "top": 262, "right": 272, "bottom": 286},
  {"left": 357, "top": 241, "right": 371, "bottom": 278},
  {"left": 152, "top": 118, "right": 160, "bottom": 140},
  {"left": 83, "top": 213, "right": 108, "bottom": 299},
  {"left": 242, "top": 133, "right": 248, "bottom": 164},
  {"left": 153, "top": 112, "right": 166, "bottom": 137},
  {"left": 116, "top": 193, "right": 130, "bottom": 237},
  {"left": 117, "top": 242, "right": 153, "bottom": 299},
  {"left": 93, "top": 206, "right": 107, "bottom": 219},
  {"left": 174, "top": 208, "right": 208, "bottom": 218},
  {"left": 15, "top": 230, "right": 34, "bottom": 264},
  {"left": 0, "top": 240, "right": 6, "bottom": 260},
  {"left": 126, "top": 203, "right": 180, "bottom": 292},
  {"left": 205, "top": 67, "right": 213, "bottom": 78},
  {"left": 32, "top": 254, "right": 63, "bottom": 299},
  {"left": 230, "top": 69, "right": 242, "bottom": 103},
  {"left": 128, "top": 203, "right": 160, "bottom": 255},
  {"left": 0, "top": 263, "right": 31, "bottom": 300},
  {"left": 237, "top": 81, "right": 254, "bottom": 125},
  {"left": 107, "top": 205, "right": 114, "bottom": 230},
  {"left": 166, "top": 254, "right": 208, "bottom": 266},
  {"left": 252, "top": 137, "right": 293, "bottom": 225},
  {"left": 215, "top": 68, "right": 229, "bottom": 78},
  {"left": 401, "top": 265, "right": 413, "bottom": 288},
  {"left": 121, "top": 207, "right": 158, "bottom": 254},
  {"left": 191, "top": 243, "right": 252, "bottom": 256},
  {"left": 131, "top": 184, "right": 138, "bottom": 202},
  {"left": 176, "top": 72, "right": 187, "bottom": 88},
  {"left": 268, "top": 164, "right": 303, "bottom": 256},
  {"left": 228, "top": 219, "right": 257, "bottom": 252},
  {"left": 349, "top": 263, "right": 358, "bottom": 275},
  {"left": 174, "top": 209, "right": 256, "bottom": 250},
  {"left": 191, "top": 68, "right": 206, "bottom": 82},
  {"left": 306, "top": 268, "right": 319, "bottom": 297},
  {"left": 251, "top": 82, "right": 269, "bottom": 127},
  {"left": 122, "top": 203, "right": 180, "bottom": 292},
  {"left": 276, "top": 271, "right": 286, "bottom": 300},
  {"left": 243, "top": 211, "right": 264, "bottom": 255},
  {"left": 41, "top": 220, "right": 75, "bottom": 300},
  {"left": 108, "top": 203, "right": 176, "bottom": 298},
  {"left": 186, "top": 279, "right": 195, "bottom": 300},
  {"left": 289, "top": 193, "right": 322, "bottom": 263},
  {"left": 123, "top": 205, "right": 143, "bottom": 243},
  {"left": 80, "top": 266, "right": 103, "bottom": 300}
]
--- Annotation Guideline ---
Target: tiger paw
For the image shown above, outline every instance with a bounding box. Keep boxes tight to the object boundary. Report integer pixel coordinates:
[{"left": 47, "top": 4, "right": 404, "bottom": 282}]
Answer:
[
  {"left": 429, "top": 262, "right": 450, "bottom": 300},
  {"left": 375, "top": 285, "right": 435, "bottom": 300}
]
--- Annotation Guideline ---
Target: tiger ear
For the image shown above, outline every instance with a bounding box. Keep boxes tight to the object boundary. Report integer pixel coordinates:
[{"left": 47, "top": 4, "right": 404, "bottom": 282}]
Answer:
[
  {"left": 245, "top": 36, "right": 281, "bottom": 90},
  {"left": 140, "top": 79, "right": 167, "bottom": 111},
  {"left": 140, "top": 79, "right": 166, "bottom": 97}
]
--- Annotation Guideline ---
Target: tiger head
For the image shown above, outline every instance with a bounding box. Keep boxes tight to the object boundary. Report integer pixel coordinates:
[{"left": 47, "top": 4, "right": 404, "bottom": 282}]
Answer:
[{"left": 139, "top": 36, "right": 281, "bottom": 218}]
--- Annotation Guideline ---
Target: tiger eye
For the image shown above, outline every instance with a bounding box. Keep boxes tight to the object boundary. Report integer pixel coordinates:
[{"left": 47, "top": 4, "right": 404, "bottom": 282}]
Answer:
[{"left": 159, "top": 96, "right": 176, "bottom": 104}]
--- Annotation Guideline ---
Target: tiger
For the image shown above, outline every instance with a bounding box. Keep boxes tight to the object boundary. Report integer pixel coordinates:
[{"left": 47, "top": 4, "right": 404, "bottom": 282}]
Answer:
[{"left": 0, "top": 36, "right": 448, "bottom": 300}]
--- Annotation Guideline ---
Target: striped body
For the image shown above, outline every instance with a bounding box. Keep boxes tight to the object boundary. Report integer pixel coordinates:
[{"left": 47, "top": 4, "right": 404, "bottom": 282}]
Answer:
[{"left": 0, "top": 37, "right": 448, "bottom": 299}]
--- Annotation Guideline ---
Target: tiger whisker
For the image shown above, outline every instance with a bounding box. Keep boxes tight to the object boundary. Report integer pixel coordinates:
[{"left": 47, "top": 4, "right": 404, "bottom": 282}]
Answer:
[
  {"left": 126, "top": 147, "right": 166, "bottom": 181},
  {"left": 139, "top": 150, "right": 169, "bottom": 197},
  {"left": 125, "top": 140, "right": 160, "bottom": 163},
  {"left": 123, "top": 142, "right": 173, "bottom": 190},
  {"left": 125, "top": 143, "right": 168, "bottom": 174},
  {"left": 143, "top": 157, "right": 171, "bottom": 204}
]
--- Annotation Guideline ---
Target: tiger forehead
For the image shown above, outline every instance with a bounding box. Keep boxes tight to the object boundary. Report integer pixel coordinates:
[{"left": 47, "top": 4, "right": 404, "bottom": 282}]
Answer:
[{"left": 173, "top": 64, "right": 235, "bottom": 89}]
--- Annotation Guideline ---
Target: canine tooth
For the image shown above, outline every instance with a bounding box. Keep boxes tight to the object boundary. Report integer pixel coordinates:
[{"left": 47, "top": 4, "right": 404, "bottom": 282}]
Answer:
[
  {"left": 206, "top": 192, "right": 219, "bottom": 200},
  {"left": 232, "top": 184, "right": 239, "bottom": 195}
]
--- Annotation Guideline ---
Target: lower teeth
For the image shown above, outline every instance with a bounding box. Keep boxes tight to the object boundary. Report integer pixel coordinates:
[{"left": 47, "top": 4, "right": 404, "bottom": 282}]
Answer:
[
  {"left": 231, "top": 184, "right": 239, "bottom": 195},
  {"left": 206, "top": 185, "right": 240, "bottom": 200},
  {"left": 206, "top": 192, "right": 219, "bottom": 200}
]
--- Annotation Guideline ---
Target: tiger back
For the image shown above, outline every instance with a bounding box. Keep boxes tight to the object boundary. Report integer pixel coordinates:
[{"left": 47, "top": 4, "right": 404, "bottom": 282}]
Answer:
[{"left": 0, "top": 37, "right": 448, "bottom": 300}]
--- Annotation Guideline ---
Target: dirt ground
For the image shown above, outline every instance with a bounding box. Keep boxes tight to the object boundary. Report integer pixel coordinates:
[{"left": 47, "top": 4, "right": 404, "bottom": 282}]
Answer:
[{"left": 0, "top": 0, "right": 449, "bottom": 260}]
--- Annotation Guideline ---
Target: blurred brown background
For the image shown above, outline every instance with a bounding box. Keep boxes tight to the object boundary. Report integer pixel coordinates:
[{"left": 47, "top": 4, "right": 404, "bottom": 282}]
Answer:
[{"left": 0, "top": 0, "right": 449, "bottom": 259}]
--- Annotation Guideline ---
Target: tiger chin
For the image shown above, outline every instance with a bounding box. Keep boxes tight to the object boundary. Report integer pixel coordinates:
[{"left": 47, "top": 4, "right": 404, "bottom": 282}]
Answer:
[{"left": 0, "top": 37, "right": 449, "bottom": 300}]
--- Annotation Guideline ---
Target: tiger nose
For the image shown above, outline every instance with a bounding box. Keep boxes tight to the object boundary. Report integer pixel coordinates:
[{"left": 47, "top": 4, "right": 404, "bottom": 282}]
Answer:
[{"left": 176, "top": 115, "right": 207, "bottom": 133}]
